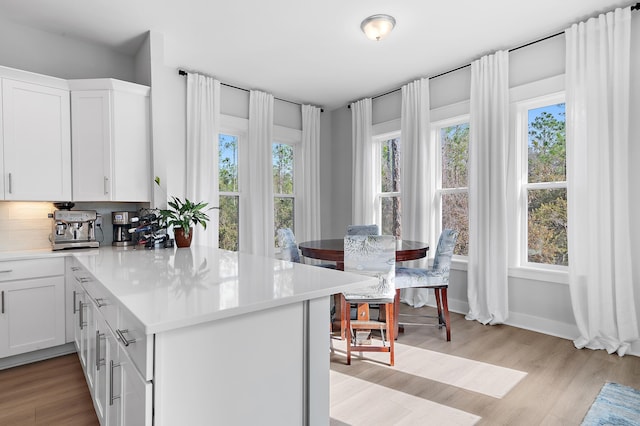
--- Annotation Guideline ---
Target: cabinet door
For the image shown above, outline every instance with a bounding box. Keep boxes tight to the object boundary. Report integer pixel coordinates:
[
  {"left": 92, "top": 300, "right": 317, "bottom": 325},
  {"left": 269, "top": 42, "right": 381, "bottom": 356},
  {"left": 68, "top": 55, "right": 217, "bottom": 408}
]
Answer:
[
  {"left": 71, "top": 90, "right": 112, "bottom": 201},
  {"left": 111, "top": 90, "right": 150, "bottom": 202},
  {"left": 93, "top": 312, "right": 109, "bottom": 425},
  {"left": 0, "top": 276, "right": 65, "bottom": 357},
  {"left": 2, "top": 79, "right": 71, "bottom": 201},
  {"left": 121, "top": 348, "right": 152, "bottom": 426}
]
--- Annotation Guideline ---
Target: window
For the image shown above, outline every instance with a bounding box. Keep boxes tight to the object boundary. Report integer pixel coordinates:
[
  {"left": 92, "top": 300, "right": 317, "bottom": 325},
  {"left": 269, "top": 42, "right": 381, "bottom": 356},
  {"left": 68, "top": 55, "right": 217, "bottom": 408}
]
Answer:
[
  {"left": 378, "top": 135, "right": 401, "bottom": 237},
  {"left": 435, "top": 119, "right": 469, "bottom": 256},
  {"left": 273, "top": 142, "right": 295, "bottom": 246},
  {"left": 518, "top": 95, "right": 567, "bottom": 267},
  {"left": 219, "top": 133, "right": 240, "bottom": 251}
]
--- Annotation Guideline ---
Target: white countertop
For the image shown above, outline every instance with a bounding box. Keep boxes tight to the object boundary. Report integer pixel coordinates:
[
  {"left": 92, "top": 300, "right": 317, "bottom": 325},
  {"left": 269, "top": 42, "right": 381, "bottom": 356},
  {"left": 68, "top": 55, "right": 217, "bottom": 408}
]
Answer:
[{"left": 68, "top": 246, "right": 374, "bottom": 334}]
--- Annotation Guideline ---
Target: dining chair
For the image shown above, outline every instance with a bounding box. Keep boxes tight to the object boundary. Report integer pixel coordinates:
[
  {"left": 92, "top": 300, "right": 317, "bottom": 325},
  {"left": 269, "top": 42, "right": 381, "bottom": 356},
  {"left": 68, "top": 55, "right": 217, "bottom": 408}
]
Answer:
[
  {"left": 346, "top": 224, "right": 380, "bottom": 236},
  {"left": 395, "top": 229, "right": 458, "bottom": 341},
  {"left": 342, "top": 234, "right": 396, "bottom": 366}
]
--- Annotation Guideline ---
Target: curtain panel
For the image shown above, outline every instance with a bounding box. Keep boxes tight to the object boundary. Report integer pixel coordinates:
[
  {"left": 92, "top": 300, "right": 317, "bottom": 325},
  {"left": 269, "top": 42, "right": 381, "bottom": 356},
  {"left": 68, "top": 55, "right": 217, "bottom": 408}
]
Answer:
[
  {"left": 300, "top": 104, "right": 322, "bottom": 242},
  {"left": 244, "top": 90, "right": 275, "bottom": 256},
  {"left": 399, "top": 78, "right": 435, "bottom": 307},
  {"left": 565, "top": 6, "right": 638, "bottom": 356},
  {"left": 466, "top": 50, "right": 510, "bottom": 325},
  {"left": 351, "top": 98, "right": 376, "bottom": 225},
  {"left": 186, "top": 73, "right": 221, "bottom": 248}
]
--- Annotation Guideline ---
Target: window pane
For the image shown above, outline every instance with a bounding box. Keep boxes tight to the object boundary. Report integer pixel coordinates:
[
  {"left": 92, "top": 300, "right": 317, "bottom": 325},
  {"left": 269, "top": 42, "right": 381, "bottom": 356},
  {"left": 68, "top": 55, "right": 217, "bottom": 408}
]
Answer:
[
  {"left": 441, "top": 124, "right": 469, "bottom": 188},
  {"left": 273, "top": 143, "right": 294, "bottom": 195},
  {"left": 528, "top": 104, "right": 566, "bottom": 183},
  {"left": 442, "top": 192, "right": 469, "bottom": 256},
  {"left": 219, "top": 134, "right": 238, "bottom": 192},
  {"left": 381, "top": 196, "right": 401, "bottom": 238},
  {"left": 274, "top": 197, "right": 294, "bottom": 247},
  {"left": 381, "top": 138, "right": 400, "bottom": 193},
  {"left": 527, "top": 188, "right": 567, "bottom": 266},
  {"left": 219, "top": 195, "right": 239, "bottom": 251}
]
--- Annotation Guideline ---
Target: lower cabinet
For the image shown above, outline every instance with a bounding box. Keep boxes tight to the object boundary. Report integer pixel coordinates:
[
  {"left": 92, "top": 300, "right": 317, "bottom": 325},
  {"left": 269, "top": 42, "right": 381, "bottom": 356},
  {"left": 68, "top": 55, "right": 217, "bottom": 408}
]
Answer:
[
  {"left": 0, "top": 258, "right": 65, "bottom": 358},
  {"left": 70, "top": 262, "right": 151, "bottom": 426}
]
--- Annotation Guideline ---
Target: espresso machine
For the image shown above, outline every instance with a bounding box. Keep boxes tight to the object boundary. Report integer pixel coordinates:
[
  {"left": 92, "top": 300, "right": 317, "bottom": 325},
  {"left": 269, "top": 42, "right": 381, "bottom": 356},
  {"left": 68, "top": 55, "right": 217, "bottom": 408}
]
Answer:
[
  {"left": 112, "top": 211, "right": 135, "bottom": 247},
  {"left": 50, "top": 210, "right": 100, "bottom": 250}
]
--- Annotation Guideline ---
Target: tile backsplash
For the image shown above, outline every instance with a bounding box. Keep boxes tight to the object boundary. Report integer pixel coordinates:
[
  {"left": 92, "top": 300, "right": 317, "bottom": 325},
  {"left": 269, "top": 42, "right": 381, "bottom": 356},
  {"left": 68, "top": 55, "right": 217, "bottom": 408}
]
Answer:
[
  {"left": 0, "top": 202, "right": 55, "bottom": 251},
  {"left": 0, "top": 201, "right": 147, "bottom": 251}
]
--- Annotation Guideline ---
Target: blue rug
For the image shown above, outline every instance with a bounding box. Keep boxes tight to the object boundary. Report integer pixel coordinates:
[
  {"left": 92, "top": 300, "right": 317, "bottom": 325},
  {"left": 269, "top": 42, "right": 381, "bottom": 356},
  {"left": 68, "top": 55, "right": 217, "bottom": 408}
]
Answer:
[{"left": 582, "top": 382, "right": 640, "bottom": 425}]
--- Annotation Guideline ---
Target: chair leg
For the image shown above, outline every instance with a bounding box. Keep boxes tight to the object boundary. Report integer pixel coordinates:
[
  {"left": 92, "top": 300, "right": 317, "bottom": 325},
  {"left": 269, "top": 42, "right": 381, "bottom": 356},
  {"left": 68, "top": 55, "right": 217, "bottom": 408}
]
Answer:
[
  {"left": 340, "top": 294, "right": 347, "bottom": 340},
  {"left": 387, "top": 301, "right": 395, "bottom": 366},
  {"left": 345, "top": 300, "right": 351, "bottom": 365},
  {"left": 439, "top": 288, "right": 451, "bottom": 341},
  {"left": 434, "top": 288, "right": 444, "bottom": 327}
]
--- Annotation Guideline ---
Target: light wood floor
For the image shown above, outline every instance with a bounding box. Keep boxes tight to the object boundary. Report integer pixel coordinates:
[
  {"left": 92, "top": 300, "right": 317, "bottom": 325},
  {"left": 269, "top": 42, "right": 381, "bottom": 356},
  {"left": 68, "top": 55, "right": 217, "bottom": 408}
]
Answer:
[{"left": 1, "top": 306, "right": 639, "bottom": 425}]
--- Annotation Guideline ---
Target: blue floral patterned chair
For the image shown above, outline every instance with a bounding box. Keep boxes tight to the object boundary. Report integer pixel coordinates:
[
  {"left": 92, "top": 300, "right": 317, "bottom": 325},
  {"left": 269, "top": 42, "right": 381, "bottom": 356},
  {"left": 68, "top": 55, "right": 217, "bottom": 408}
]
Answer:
[
  {"left": 342, "top": 234, "right": 396, "bottom": 366},
  {"left": 346, "top": 224, "right": 380, "bottom": 236},
  {"left": 277, "top": 228, "right": 336, "bottom": 268},
  {"left": 395, "top": 229, "right": 458, "bottom": 341}
]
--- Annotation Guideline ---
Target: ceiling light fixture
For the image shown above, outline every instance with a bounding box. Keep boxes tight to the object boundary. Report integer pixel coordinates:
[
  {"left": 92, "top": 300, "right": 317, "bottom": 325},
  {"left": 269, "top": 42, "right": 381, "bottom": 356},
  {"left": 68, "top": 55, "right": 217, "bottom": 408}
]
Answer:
[{"left": 360, "top": 14, "right": 396, "bottom": 41}]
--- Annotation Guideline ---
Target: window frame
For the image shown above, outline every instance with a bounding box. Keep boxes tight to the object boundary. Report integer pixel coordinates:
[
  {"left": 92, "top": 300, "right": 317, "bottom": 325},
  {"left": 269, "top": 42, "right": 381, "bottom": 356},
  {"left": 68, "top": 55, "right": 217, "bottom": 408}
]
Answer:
[
  {"left": 432, "top": 113, "right": 470, "bottom": 259},
  {"left": 373, "top": 129, "right": 402, "bottom": 236},
  {"left": 515, "top": 92, "right": 567, "bottom": 271},
  {"left": 508, "top": 75, "right": 568, "bottom": 283},
  {"left": 272, "top": 125, "right": 302, "bottom": 247},
  {"left": 218, "top": 115, "right": 248, "bottom": 251}
]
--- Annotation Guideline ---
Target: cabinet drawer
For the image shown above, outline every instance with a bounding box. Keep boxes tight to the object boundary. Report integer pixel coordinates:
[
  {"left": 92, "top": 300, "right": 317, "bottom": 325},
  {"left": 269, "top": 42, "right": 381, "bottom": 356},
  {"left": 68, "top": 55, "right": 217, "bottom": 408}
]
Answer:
[
  {"left": 0, "top": 258, "right": 65, "bottom": 282},
  {"left": 116, "top": 306, "right": 152, "bottom": 381}
]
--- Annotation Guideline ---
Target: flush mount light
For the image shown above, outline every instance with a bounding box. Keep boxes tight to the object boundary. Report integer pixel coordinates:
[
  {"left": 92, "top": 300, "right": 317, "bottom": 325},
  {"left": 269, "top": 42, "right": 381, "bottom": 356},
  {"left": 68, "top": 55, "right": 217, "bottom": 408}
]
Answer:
[{"left": 360, "top": 14, "right": 396, "bottom": 41}]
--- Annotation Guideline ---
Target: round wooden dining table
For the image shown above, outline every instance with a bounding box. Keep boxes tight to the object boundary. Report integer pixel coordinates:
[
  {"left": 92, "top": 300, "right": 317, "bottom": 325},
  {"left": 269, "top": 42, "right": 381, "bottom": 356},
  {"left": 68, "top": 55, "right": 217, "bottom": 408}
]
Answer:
[
  {"left": 298, "top": 238, "right": 429, "bottom": 271},
  {"left": 298, "top": 238, "right": 430, "bottom": 339}
]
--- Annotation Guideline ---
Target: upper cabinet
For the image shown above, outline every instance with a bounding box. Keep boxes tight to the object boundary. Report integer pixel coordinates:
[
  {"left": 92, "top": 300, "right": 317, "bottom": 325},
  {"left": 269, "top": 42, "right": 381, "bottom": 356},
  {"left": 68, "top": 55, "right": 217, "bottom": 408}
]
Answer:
[
  {"left": 70, "top": 79, "right": 151, "bottom": 202},
  {"left": 0, "top": 68, "right": 72, "bottom": 201}
]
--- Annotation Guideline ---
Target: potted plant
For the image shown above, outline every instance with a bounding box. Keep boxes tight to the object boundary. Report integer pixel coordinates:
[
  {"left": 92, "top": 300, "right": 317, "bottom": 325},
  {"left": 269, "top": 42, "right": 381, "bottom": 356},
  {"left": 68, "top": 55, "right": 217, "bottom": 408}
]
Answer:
[{"left": 155, "top": 178, "right": 211, "bottom": 248}]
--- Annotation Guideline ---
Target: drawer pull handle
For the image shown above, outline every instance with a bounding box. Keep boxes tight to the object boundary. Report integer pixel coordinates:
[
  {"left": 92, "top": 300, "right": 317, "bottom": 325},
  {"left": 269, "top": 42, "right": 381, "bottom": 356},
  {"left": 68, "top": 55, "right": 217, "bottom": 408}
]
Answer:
[
  {"left": 96, "top": 331, "right": 105, "bottom": 370},
  {"left": 104, "top": 176, "right": 109, "bottom": 195},
  {"left": 78, "top": 301, "right": 86, "bottom": 330},
  {"left": 73, "top": 290, "right": 77, "bottom": 314},
  {"left": 115, "top": 329, "right": 136, "bottom": 346},
  {"left": 95, "top": 298, "right": 106, "bottom": 308},
  {"left": 110, "top": 360, "right": 121, "bottom": 406},
  {"left": 1, "top": 290, "right": 4, "bottom": 314},
  {"left": 8, "top": 173, "right": 12, "bottom": 194},
  {"left": 70, "top": 266, "right": 80, "bottom": 272},
  {"left": 0, "top": 269, "right": 12, "bottom": 273}
]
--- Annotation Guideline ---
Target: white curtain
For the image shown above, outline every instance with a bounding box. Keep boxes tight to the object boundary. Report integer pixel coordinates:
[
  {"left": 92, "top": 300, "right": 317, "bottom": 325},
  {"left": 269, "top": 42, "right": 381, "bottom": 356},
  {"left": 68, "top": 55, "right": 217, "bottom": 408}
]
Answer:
[
  {"left": 565, "top": 7, "right": 638, "bottom": 356},
  {"left": 351, "top": 98, "right": 376, "bottom": 225},
  {"left": 399, "top": 78, "right": 434, "bottom": 307},
  {"left": 466, "top": 50, "right": 510, "bottom": 325},
  {"left": 244, "top": 90, "right": 274, "bottom": 256},
  {"left": 300, "top": 104, "right": 322, "bottom": 242},
  {"left": 186, "top": 73, "right": 220, "bottom": 248}
]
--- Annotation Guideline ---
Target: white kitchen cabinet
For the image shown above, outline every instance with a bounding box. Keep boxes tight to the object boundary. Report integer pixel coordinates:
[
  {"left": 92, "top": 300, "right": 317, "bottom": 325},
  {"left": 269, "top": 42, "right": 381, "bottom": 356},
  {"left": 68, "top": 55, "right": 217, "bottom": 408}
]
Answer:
[
  {"left": 71, "top": 258, "right": 151, "bottom": 426},
  {"left": 1, "top": 75, "right": 71, "bottom": 201},
  {"left": 70, "top": 79, "right": 150, "bottom": 202},
  {"left": 0, "top": 258, "right": 66, "bottom": 357}
]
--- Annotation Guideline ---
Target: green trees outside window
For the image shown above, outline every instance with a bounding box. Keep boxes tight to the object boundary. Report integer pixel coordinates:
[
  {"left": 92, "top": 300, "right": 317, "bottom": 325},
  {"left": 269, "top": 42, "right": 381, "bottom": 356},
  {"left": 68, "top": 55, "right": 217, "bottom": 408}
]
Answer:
[
  {"left": 273, "top": 143, "right": 294, "bottom": 246},
  {"left": 526, "top": 104, "right": 567, "bottom": 266},
  {"left": 440, "top": 123, "right": 469, "bottom": 256},
  {"left": 219, "top": 134, "right": 239, "bottom": 251},
  {"left": 380, "top": 138, "right": 401, "bottom": 237}
]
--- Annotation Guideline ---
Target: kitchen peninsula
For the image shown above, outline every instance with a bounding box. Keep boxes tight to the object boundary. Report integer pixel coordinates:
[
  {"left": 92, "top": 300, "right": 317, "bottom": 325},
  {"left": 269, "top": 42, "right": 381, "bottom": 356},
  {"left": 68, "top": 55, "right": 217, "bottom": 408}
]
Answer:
[{"left": 69, "top": 245, "right": 375, "bottom": 426}]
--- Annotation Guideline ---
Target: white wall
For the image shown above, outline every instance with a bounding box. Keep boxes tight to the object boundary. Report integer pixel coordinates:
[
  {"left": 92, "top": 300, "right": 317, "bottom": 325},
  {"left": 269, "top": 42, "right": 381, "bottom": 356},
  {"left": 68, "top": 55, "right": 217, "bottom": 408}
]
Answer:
[
  {"left": 0, "top": 15, "right": 135, "bottom": 82},
  {"left": 324, "top": 18, "right": 640, "bottom": 353}
]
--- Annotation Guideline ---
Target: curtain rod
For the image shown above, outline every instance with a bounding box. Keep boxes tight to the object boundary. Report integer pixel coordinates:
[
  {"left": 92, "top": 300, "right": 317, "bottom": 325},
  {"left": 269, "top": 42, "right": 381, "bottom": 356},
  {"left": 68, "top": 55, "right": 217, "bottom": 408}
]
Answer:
[
  {"left": 349, "top": 2, "right": 640, "bottom": 107},
  {"left": 177, "top": 69, "right": 323, "bottom": 112}
]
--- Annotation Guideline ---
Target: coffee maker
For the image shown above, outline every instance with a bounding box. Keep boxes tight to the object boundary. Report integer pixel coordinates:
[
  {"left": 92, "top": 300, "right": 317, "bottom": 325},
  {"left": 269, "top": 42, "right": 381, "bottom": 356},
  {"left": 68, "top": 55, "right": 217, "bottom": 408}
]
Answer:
[
  {"left": 50, "top": 209, "right": 100, "bottom": 250},
  {"left": 112, "top": 211, "right": 135, "bottom": 247}
]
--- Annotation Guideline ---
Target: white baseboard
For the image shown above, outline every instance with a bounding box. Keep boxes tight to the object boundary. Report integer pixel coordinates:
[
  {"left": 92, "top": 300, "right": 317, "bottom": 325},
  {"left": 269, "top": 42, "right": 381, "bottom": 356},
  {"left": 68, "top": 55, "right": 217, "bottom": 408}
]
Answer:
[{"left": 0, "top": 343, "right": 76, "bottom": 370}]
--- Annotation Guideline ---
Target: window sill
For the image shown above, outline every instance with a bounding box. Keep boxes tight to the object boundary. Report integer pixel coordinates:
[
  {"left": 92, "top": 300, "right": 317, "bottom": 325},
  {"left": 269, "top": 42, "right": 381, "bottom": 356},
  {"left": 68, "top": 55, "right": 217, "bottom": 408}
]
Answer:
[
  {"left": 508, "top": 266, "right": 568, "bottom": 285},
  {"left": 449, "top": 258, "right": 568, "bottom": 285}
]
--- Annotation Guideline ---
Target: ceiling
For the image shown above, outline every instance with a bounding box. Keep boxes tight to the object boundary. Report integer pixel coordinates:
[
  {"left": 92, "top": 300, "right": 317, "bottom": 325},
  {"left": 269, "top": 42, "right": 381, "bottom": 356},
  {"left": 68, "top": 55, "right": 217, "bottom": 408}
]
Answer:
[{"left": 0, "top": 0, "right": 631, "bottom": 111}]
